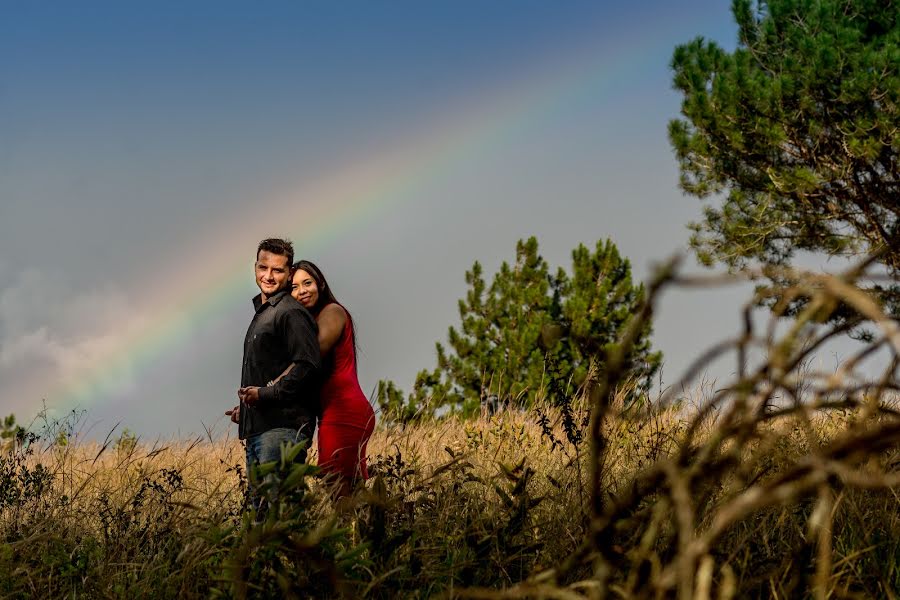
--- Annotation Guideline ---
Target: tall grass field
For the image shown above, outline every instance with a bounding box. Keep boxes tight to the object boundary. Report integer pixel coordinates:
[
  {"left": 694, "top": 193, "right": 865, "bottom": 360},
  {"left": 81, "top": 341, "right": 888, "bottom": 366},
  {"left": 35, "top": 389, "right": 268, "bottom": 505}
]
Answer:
[{"left": 3, "top": 393, "right": 900, "bottom": 599}]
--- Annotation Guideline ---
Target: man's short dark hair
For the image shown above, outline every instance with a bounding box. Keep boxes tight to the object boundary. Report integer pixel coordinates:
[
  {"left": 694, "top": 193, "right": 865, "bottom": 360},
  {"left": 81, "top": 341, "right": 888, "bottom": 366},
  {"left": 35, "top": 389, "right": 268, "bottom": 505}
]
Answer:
[{"left": 257, "top": 238, "right": 294, "bottom": 265}]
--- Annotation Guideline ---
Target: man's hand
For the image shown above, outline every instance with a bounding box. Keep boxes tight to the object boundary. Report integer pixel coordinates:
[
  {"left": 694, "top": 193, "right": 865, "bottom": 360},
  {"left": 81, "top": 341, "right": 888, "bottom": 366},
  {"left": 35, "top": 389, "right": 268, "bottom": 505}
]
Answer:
[
  {"left": 238, "top": 386, "right": 261, "bottom": 406},
  {"left": 225, "top": 405, "right": 240, "bottom": 424}
]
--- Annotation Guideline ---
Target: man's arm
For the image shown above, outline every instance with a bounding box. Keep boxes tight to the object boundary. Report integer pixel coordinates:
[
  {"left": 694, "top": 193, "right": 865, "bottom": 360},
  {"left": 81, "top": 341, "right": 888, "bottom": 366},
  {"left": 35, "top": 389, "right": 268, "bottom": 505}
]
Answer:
[
  {"left": 256, "top": 306, "right": 321, "bottom": 407},
  {"left": 266, "top": 304, "right": 344, "bottom": 387}
]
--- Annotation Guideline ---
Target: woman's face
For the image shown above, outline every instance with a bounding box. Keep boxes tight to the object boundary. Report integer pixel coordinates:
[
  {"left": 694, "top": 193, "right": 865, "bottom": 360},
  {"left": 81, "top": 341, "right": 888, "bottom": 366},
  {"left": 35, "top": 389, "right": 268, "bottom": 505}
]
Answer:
[{"left": 291, "top": 269, "right": 319, "bottom": 309}]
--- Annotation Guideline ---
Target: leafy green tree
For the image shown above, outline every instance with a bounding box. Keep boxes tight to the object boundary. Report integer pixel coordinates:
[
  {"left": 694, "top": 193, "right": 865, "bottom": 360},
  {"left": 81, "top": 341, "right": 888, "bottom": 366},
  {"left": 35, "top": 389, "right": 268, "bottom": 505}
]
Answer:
[
  {"left": 0, "top": 415, "right": 24, "bottom": 452},
  {"left": 378, "top": 237, "right": 661, "bottom": 419},
  {"left": 669, "top": 0, "right": 899, "bottom": 308},
  {"left": 375, "top": 380, "right": 419, "bottom": 424}
]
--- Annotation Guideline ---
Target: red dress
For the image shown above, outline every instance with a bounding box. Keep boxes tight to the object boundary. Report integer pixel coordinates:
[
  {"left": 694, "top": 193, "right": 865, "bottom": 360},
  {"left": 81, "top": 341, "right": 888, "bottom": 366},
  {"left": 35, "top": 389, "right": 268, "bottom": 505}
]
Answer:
[{"left": 316, "top": 305, "right": 376, "bottom": 484}]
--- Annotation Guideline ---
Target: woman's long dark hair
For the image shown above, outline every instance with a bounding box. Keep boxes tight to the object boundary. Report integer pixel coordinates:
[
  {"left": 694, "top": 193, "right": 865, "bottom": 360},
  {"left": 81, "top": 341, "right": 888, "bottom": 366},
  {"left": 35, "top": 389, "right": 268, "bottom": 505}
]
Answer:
[{"left": 292, "top": 260, "right": 359, "bottom": 362}]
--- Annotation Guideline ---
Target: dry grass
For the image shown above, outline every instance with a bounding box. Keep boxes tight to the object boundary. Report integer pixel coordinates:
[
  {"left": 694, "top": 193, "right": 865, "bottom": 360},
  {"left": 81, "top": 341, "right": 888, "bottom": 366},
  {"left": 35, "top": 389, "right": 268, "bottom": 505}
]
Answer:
[{"left": 4, "top": 397, "right": 899, "bottom": 598}]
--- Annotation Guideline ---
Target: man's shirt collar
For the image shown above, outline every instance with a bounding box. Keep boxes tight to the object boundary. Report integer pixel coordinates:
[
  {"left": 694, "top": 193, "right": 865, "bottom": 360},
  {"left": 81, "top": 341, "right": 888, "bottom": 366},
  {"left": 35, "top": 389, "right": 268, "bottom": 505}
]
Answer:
[{"left": 252, "top": 289, "right": 290, "bottom": 312}]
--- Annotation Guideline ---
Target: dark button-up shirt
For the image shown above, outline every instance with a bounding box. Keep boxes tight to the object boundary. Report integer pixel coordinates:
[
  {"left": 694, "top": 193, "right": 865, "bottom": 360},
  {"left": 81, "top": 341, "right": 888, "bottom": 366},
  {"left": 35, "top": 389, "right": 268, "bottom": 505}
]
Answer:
[{"left": 239, "top": 289, "right": 321, "bottom": 440}]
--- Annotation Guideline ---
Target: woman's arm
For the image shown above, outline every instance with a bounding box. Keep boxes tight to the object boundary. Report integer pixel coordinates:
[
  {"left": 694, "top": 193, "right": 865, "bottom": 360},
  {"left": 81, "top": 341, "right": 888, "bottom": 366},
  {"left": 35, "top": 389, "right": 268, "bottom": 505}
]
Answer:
[
  {"left": 316, "top": 303, "right": 347, "bottom": 356},
  {"left": 269, "top": 304, "right": 347, "bottom": 386}
]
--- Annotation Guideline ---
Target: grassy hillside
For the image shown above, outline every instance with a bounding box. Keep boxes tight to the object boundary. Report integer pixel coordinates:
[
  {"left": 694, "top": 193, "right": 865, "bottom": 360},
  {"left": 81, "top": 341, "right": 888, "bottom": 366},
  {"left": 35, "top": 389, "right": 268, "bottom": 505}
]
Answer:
[{"left": 3, "top": 393, "right": 899, "bottom": 599}]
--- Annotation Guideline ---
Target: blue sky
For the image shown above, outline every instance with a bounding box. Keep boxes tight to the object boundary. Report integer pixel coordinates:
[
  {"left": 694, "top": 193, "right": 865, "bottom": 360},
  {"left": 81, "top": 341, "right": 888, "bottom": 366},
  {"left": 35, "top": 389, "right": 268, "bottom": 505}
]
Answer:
[{"left": 0, "top": 1, "right": 764, "bottom": 437}]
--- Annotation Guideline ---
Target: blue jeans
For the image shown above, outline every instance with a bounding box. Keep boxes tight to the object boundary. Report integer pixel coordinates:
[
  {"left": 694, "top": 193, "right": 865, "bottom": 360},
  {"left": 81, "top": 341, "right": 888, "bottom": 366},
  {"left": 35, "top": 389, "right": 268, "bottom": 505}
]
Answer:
[
  {"left": 245, "top": 426, "right": 311, "bottom": 469},
  {"left": 244, "top": 426, "right": 311, "bottom": 513}
]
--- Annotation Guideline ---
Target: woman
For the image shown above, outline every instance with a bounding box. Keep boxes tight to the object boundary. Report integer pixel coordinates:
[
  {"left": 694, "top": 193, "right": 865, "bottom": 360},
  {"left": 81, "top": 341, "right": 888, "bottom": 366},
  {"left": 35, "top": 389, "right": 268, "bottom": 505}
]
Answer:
[{"left": 290, "top": 260, "right": 376, "bottom": 496}]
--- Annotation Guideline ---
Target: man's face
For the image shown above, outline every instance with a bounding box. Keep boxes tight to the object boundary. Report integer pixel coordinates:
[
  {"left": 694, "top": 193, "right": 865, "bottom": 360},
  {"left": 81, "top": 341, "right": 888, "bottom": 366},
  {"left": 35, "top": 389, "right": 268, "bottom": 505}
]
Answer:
[{"left": 255, "top": 250, "right": 291, "bottom": 299}]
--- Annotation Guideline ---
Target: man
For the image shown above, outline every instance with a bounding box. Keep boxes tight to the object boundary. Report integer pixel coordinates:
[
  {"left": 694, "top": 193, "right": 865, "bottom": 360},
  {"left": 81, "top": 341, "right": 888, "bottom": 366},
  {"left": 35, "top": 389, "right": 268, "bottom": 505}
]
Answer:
[{"left": 226, "top": 238, "right": 321, "bottom": 483}]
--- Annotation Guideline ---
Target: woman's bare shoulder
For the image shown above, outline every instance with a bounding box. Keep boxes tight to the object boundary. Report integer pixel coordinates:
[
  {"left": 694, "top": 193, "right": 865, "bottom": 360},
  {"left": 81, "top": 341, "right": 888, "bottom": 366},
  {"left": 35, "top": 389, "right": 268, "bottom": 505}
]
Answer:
[
  {"left": 318, "top": 303, "right": 348, "bottom": 327},
  {"left": 320, "top": 303, "right": 347, "bottom": 318}
]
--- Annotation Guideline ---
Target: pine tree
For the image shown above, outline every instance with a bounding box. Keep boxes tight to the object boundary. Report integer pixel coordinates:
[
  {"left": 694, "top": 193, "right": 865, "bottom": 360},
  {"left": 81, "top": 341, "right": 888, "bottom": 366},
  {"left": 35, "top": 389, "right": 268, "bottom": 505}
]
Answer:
[
  {"left": 378, "top": 237, "right": 661, "bottom": 420},
  {"left": 669, "top": 0, "right": 899, "bottom": 311}
]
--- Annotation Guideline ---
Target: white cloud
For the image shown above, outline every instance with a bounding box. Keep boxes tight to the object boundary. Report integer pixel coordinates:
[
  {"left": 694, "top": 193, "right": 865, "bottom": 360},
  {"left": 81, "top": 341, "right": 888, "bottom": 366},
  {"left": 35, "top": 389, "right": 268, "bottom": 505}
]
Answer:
[{"left": 0, "top": 269, "right": 146, "bottom": 417}]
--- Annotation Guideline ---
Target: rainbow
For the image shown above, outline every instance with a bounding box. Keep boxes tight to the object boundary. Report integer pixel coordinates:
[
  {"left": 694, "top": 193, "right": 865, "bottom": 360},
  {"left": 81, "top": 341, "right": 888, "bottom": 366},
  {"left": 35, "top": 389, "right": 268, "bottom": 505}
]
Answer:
[{"left": 15, "top": 11, "right": 728, "bottom": 420}]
